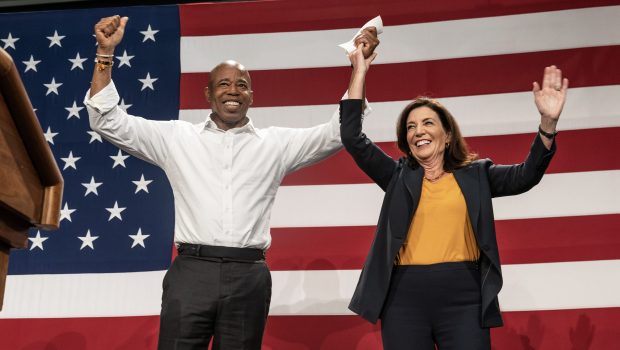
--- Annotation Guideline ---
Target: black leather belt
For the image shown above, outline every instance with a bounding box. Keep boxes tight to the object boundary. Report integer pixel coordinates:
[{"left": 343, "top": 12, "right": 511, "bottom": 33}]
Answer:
[{"left": 177, "top": 243, "right": 265, "bottom": 261}]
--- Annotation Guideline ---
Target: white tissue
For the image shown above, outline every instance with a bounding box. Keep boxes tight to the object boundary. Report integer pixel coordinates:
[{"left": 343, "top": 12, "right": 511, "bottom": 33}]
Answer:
[{"left": 338, "top": 16, "right": 383, "bottom": 54}]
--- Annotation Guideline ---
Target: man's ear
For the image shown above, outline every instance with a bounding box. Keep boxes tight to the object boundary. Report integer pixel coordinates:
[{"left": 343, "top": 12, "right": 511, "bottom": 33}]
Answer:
[
  {"left": 249, "top": 90, "right": 254, "bottom": 106},
  {"left": 204, "top": 86, "right": 211, "bottom": 103}
]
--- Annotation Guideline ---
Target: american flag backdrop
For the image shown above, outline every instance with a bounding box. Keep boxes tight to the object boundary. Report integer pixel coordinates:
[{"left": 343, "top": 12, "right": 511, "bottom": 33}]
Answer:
[{"left": 1, "top": 0, "right": 620, "bottom": 349}]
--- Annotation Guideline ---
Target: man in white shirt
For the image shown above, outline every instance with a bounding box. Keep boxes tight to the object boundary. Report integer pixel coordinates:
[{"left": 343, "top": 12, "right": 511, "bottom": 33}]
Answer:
[{"left": 86, "top": 15, "right": 378, "bottom": 350}]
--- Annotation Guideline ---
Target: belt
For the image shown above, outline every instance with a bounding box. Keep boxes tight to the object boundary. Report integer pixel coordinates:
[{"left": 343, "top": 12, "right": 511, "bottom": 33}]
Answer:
[{"left": 177, "top": 243, "right": 265, "bottom": 261}]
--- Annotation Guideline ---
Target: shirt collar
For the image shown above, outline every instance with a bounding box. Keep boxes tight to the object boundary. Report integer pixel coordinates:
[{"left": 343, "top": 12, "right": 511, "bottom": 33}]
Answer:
[{"left": 201, "top": 113, "right": 260, "bottom": 136}]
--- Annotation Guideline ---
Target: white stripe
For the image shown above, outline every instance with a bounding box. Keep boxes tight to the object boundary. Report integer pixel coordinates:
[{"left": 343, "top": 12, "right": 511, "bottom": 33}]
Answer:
[
  {"left": 181, "top": 6, "right": 620, "bottom": 72},
  {"left": 3, "top": 260, "right": 619, "bottom": 318},
  {"left": 500, "top": 260, "right": 620, "bottom": 311},
  {"left": 1, "top": 271, "right": 165, "bottom": 318},
  {"left": 271, "top": 260, "right": 620, "bottom": 315},
  {"left": 492, "top": 170, "right": 620, "bottom": 220},
  {"left": 271, "top": 170, "right": 620, "bottom": 228},
  {"left": 180, "top": 85, "right": 620, "bottom": 142}
]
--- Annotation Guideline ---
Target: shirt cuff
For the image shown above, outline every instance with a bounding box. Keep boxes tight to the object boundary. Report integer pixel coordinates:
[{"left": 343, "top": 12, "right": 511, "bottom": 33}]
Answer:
[{"left": 83, "top": 80, "right": 120, "bottom": 115}]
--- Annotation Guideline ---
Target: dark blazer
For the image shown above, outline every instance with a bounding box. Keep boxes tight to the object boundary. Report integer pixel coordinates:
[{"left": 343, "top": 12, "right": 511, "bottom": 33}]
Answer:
[{"left": 340, "top": 99, "right": 555, "bottom": 327}]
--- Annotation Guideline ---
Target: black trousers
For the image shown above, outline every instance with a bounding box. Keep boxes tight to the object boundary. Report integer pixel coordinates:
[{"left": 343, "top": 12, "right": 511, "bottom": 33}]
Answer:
[
  {"left": 157, "top": 254, "right": 272, "bottom": 350},
  {"left": 380, "top": 262, "right": 490, "bottom": 350}
]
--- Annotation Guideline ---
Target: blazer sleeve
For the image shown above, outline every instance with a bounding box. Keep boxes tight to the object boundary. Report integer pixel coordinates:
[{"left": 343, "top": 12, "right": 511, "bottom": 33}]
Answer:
[
  {"left": 487, "top": 134, "right": 556, "bottom": 197},
  {"left": 340, "top": 99, "right": 397, "bottom": 191}
]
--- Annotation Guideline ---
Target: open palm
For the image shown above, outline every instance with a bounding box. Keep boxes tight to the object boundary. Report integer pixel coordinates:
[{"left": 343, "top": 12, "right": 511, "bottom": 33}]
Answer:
[{"left": 533, "top": 65, "right": 568, "bottom": 121}]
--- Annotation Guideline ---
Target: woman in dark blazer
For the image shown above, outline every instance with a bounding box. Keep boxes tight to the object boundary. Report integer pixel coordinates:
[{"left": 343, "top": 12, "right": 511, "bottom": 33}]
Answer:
[{"left": 341, "top": 41, "right": 568, "bottom": 349}]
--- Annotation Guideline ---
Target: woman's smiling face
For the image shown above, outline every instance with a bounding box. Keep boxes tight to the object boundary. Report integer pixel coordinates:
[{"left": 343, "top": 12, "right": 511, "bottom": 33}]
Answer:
[{"left": 406, "top": 106, "right": 451, "bottom": 163}]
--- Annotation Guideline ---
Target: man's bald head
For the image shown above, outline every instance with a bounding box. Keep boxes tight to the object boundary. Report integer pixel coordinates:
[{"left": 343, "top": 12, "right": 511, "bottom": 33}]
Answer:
[
  {"left": 208, "top": 60, "right": 252, "bottom": 91},
  {"left": 204, "top": 60, "right": 254, "bottom": 131}
]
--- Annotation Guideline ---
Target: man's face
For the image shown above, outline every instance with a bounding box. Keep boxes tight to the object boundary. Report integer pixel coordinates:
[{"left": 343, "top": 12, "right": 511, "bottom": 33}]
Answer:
[{"left": 205, "top": 64, "right": 253, "bottom": 130}]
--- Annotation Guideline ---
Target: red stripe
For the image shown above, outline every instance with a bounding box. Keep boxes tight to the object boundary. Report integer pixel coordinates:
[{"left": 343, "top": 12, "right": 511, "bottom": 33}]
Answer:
[
  {"left": 3, "top": 308, "right": 618, "bottom": 349},
  {"left": 496, "top": 215, "right": 620, "bottom": 264},
  {"left": 0, "top": 316, "right": 160, "bottom": 349},
  {"left": 268, "top": 226, "right": 374, "bottom": 271},
  {"left": 282, "top": 128, "right": 620, "bottom": 186},
  {"left": 267, "top": 214, "right": 620, "bottom": 271},
  {"left": 179, "top": 0, "right": 620, "bottom": 36},
  {"left": 492, "top": 308, "right": 620, "bottom": 349},
  {"left": 180, "top": 45, "right": 620, "bottom": 109},
  {"left": 264, "top": 308, "right": 620, "bottom": 349}
]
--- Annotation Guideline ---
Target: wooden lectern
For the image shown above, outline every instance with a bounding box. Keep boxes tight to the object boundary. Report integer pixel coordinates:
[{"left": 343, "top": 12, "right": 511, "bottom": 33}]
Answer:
[{"left": 0, "top": 47, "right": 63, "bottom": 310}]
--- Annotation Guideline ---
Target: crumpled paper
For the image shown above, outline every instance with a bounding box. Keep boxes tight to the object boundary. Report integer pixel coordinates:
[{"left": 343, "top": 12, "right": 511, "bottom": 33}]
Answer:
[{"left": 338, "top": 16, "right": 383, "bottom": 53}]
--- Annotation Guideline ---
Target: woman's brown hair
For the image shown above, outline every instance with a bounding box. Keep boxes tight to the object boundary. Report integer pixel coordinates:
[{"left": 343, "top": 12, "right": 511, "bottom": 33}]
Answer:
[{"left": 396, "top": 97, "right": 477, "bottom": 171}]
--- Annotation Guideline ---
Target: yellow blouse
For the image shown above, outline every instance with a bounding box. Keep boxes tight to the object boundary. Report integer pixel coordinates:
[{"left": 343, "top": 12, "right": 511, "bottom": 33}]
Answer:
[{"left": 396, "top": 173, "right": 480, "bottom": 265}]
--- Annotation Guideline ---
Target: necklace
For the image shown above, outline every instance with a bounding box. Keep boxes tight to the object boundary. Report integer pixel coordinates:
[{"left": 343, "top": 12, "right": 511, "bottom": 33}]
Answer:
[{"left": 424, "top": 171, "right": 446, "bottom": 182}]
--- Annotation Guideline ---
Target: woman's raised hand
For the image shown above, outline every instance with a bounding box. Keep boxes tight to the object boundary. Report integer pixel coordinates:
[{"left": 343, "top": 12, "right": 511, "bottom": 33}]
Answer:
[{"left": 533, "top": 65, "right": 568, "bottom": 122}]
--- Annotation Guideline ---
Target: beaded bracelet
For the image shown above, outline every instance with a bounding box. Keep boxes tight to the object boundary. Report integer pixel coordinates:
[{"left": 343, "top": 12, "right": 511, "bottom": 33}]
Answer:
[{"left": 95, "top": 59, "right": 114, "bottom": 71}]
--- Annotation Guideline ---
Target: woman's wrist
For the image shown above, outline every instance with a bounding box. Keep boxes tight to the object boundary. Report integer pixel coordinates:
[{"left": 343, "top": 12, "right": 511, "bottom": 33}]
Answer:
[
  {"left": 352, "top": 65, "right": 368, "bottom": 75},
  {"left": 539, "top": 118, "right": 558, "bottom": 134}
]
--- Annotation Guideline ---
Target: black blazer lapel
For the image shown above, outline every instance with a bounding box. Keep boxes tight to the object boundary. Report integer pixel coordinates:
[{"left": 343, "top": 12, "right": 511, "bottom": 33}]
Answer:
[
  {"left": 387, "top": 165, "right": 422, "bottom": 240},
  {"left": 403, "top": 165, "right": 423, "bottom": 201},
  {"left": 454, "top": 166, "right": 481, "bottom": 237}
]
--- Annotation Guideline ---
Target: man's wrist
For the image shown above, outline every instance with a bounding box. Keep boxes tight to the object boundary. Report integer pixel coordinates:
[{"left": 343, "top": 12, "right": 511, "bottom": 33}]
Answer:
[
  {"left": 96, "top": 47, "right": 115, "bottom": 56},
  {"left": 362, "top": 50, "right": 376, "bottom": 59}
]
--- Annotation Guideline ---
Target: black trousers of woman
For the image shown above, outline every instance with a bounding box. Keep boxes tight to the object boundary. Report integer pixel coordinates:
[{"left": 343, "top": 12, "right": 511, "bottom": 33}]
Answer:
[{"left": 380, "top": 262, "right": 490, "bottom": 350}]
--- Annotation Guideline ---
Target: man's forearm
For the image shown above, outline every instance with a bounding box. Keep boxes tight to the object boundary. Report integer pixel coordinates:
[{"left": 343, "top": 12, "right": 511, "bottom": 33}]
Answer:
[
  {"left": 90, "top": 15, "right": 128, "bottom": 97},
  {"left": 90, "top": 47, "right": 113, "bottom": 97}
]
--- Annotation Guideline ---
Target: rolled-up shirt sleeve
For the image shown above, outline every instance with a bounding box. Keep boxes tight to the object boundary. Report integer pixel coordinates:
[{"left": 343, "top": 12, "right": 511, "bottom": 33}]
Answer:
[
  {"left": 278, "top": 94, "right": 372, "bottom": 174},
  {"left": 84, "top": 80, "right": 120, "bottom": 115},
  {"left": 84, "top": 80, "right": 174, "bottom": 167}
]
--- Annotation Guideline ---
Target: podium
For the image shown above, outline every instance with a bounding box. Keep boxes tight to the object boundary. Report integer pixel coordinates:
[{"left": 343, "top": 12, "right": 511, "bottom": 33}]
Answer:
[{"left": 0, "top": 48, "right": 63, "bottom": 310}]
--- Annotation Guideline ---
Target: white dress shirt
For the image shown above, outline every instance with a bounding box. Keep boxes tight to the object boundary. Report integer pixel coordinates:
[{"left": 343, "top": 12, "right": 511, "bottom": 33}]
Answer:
[{"left": 85, "top": 81, "right": 362, "bottom": 249}]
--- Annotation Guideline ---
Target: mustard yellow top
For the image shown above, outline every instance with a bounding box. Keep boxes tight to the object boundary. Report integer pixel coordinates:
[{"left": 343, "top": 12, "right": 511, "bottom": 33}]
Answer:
[{"left": 396, "top": 173, "right": 480, "bottom": 265}]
